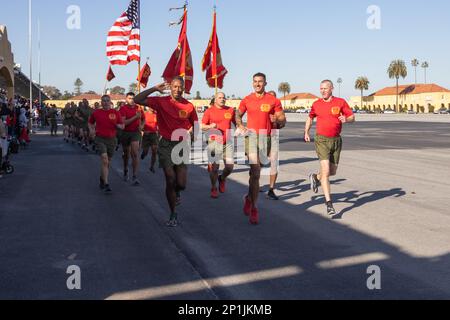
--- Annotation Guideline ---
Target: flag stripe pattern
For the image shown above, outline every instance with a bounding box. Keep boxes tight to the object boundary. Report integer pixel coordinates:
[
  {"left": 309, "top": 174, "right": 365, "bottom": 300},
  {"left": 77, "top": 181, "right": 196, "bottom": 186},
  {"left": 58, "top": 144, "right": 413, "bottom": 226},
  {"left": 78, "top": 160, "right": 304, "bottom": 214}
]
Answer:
[{"left": 106, "top": 0, "right": 140, "bottom": 66}]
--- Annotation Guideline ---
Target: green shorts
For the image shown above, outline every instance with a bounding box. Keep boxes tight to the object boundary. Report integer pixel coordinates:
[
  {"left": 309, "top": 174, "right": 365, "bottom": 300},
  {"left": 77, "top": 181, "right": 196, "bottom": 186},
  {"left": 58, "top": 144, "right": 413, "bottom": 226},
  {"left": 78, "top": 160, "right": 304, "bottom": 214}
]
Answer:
[
  {"left": 142, "top": 132, "right": 160, "bottom": 149},
  {"left": 245, "top": 135, "right": 272, "bottom": 159},
  {"left": 74, "top": 120, "right": 83, "bottom": 129},
  {"left": 207, "top": 140, "right": 235, "bottom": 164},
  {"left": 95, "top": 136, "right": 117, "bottom": 159},
  {"left": 158, "top": 138, "right": 190, "bottom": 169},
  {"left": 66, "top": 119, "right": 74, "bottom": 127},
  {"left": 121, "top": 131, "right": 142, "bottom": 146},
  {"left": 315, "top": 135, "right": 343, "bottom": 165}
]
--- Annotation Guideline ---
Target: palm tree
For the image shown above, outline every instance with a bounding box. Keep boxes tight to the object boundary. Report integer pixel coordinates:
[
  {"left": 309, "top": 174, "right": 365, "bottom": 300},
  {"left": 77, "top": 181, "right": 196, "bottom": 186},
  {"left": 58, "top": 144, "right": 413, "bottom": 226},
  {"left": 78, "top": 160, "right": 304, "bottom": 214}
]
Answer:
[
  {"left": 422, "top": 61, "right": 429, "bottom": 84},
  {"left": 74, "top": 78, "right": 83, "bottom": 96},
  {"left": 354, "top": 77, "right": 369, "bottom": 110},
  {"left": 411, "top": 59, "right": 419, "bottom": 84},
  {"left": 278, "top": 82, "right": 291, "bottom": 108},
  {"left": 388, "top": 60, "right": 408, "bottom": 113},
  {"left": 337, "top": 78, "right": 343, "bottom": 97}
]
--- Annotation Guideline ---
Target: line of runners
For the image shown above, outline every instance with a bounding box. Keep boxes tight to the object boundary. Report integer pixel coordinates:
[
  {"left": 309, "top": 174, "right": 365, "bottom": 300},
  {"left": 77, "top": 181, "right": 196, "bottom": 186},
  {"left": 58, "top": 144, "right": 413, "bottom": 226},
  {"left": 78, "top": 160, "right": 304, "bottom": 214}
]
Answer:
[{"left": 65, "top": 73, "right": 355, "bottom": 227}]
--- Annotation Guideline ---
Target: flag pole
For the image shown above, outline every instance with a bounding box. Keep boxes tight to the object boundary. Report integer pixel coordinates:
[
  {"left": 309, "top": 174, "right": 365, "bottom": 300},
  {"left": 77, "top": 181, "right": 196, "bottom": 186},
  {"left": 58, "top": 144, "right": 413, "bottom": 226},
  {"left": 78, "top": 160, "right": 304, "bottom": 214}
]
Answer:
[
  {"left": 214, "top": 6, "right": 218, "bottom": 96},
  {"left": 38, "top": 19, "right": 42, "bottom": 107},
  {"left": 29, "top": 0, "right": 33, "bottom": 129},
  {"left": 138, "top": 0, "right": 141, "bottom": 94},
  {"left": 138, "top": 59, "right": 141, "bottom": 94}
]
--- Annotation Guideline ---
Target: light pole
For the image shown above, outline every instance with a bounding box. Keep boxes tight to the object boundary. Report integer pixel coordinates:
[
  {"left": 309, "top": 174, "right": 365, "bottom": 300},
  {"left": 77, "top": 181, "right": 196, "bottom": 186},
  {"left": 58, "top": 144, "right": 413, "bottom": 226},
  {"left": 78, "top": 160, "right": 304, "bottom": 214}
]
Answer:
[
  {"left": 29, "top": 0, "right": 33, "bottom": 129},
  {"left": 337, "top": 78, "right": 343, "bottom": 97}
]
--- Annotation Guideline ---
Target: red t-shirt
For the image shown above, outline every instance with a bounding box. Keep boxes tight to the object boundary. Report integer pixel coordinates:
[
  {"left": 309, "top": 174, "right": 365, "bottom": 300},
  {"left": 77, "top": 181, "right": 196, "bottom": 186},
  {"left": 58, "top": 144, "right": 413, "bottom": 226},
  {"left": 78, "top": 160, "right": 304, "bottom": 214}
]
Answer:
[
  {"left": 144, "top": 111, "right": 158, "bottom": 133},
  {"left": 119, "top": 104, "right": 144, "bottom": 132},
  {"left": 88, "top": 108, "right": 123, "bottom": 139},
  {"left": 309, "top": 97, "right": 354, "bottom": 138},
  {"left": 239, "top": 93, "right": 283, "bottom": 135},
  {"left": 202, "top": 106, "right": 236, "bottom": 144},
  {"left": 146, "top": 96, "right": 198, "bottom": 141}
]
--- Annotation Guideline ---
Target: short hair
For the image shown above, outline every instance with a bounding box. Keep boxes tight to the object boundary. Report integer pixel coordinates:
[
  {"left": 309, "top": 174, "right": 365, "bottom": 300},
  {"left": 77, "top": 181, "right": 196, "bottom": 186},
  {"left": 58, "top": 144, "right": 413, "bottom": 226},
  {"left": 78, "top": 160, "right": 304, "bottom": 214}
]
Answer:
[
  {"left": 253, "top": 72, "right": 267, "bottom": 81},
  {"left": 210, "top": 98, "right": 215, "bottom": 106},
  {"left": 101, "top": 95, "right": 111, "bottom": 101},
  {"left": 321, "top": 80, "right": 334, "bottom": 88},
  {"left": 171, "top": 76, "right": 185, "bottom": 86},
  {"left": 126, "top": 92, "right": 135, "bottom": 97}
]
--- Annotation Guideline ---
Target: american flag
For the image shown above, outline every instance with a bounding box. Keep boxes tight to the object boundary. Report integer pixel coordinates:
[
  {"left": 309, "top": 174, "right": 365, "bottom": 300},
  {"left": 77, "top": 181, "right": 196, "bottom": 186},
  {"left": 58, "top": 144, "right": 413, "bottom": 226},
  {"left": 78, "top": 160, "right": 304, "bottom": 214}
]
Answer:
[{"left": 106, "top": 0, "right": 140, "bottom": 65}]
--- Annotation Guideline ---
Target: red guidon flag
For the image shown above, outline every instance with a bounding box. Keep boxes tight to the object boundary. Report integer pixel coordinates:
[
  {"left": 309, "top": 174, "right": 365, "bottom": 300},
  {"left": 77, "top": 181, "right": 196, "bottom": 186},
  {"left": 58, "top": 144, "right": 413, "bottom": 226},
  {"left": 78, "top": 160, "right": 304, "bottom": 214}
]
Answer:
[
  {"left": 201, "top": 10, "right": 228, "bottom": 89},
  {"left": 106, "top": 65, "right": 116, "bottom": 82},
  {"left": 162, "top": 7, "right": 193, "bottom": 94},
  {"left": 106, "top": 0, "right": 140, "bottom": 66},
  {"left": 137, "top": 62, "right": 152, "bottom": 88}
]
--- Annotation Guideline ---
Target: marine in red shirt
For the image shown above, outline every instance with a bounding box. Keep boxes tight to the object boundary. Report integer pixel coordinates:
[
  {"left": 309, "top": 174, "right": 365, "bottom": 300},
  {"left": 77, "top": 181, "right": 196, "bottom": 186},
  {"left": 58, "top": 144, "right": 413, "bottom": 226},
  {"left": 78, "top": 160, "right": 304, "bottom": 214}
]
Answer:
[
  {"left": 236, "top": 73, "right": 287, "bottom": 225},
  {"left": 145, "top": 95, "right": 197, "bottom": 142},
  {"left": 201, "top": 93, "right": 236, "bottom": 199},
  {"left": 88, "top": 95, "right": 125, "bottom": 194},
  {"left": 141, "top": 107, "right": 159, "bottom": 173},
  {"left": 135, "top": 76, "right": 198, "bottom": 227},
  {"left": 119, "top": 93, "right": 145, "bottom": 185},
  {"left": 304, "top": 80, "right": 355, "bottom": 217}
]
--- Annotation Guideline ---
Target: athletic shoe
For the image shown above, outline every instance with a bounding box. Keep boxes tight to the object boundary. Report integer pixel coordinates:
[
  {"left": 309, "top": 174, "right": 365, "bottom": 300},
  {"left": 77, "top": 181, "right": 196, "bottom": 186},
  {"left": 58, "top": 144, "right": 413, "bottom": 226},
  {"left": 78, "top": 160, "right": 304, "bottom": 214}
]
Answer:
[
  {"left": 132, "top": 176, "right": 140, "bottom": 186},
  {"left": 309, "top": 173, "right": 320, "bottom": 194},
  {"left": 123, "top": 170, "right": 129, "bottom": 182},
  {"left": 267, "top": 189, "right": 279, "bottom": 201},
  {"left": 250, "top": 207, "right": 259, "bottom": 225},
  {"left": 166, "top": 219, "right": 179, "bottom": 228},
  {"left": 99, "top": 177, "right": 105, "bottom": 190},
  {"left": 327, "top": 202, "right": 337, "bottom": 216},
  {"left": 243, "top": 195, "right": 252, "bottom": 216},
  {"left": 218, "top": 175, "right": 226, "bottom": 193},
  {"left": 104, "top": 184, "right": 113, "bottom": 194},
  {"left": 149, "top": 167, "right": 156, "bottom": 174},
  {"left": 211, "top": 187, "right": 219, "bottom": 199}
]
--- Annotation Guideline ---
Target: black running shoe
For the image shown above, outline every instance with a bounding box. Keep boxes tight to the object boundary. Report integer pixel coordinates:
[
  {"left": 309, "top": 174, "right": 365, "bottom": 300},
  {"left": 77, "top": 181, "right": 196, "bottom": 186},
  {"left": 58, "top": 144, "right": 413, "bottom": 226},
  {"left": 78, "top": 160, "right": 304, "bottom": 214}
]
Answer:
[
  {"left": 327, "top": 203, "right": 337, "bottom": 216},
  {"left": 267, "top": 189, "right": 279, "bottom": 201},
  {"left": 123, "top": 170, "right": 129, "bottom": 182},
  {"left": 166, "top": 219, "right": 179, "bottom": 228},
  {"left": 99, "top": 177, "right": 105, "bottom": 190},
  {"left": 309, "top": 173, "right": 320, "bottom": 194},
  {"left": 104, "top": 184, "right": 113, "bottom": 194}
]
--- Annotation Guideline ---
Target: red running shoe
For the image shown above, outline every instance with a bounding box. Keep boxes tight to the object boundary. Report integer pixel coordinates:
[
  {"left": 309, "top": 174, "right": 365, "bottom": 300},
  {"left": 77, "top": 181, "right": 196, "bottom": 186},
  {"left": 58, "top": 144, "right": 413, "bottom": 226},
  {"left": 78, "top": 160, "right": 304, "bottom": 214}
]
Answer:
[
  {"left": 243, "top": 195, "right": 252, "bottom": 216},
  {"left": 250, "top": 207, "right": 259, "bottom": 225},
  {"left": 211, "top": 187, "right": 219, "bottom": 199}
]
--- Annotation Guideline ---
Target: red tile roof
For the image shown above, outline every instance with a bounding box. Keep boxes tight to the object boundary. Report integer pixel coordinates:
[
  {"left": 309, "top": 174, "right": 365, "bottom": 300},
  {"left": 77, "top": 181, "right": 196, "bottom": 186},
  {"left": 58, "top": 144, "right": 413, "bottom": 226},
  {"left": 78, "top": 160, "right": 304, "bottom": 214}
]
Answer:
[
  {"left": 372, "top": 84, "right": 450, "bottom": 96},
  {"left": 280, "top": 93, "right": 319, "bottom": 100},
  {"left": 70, "top": 94, "right": 126, "bottom": 101}
]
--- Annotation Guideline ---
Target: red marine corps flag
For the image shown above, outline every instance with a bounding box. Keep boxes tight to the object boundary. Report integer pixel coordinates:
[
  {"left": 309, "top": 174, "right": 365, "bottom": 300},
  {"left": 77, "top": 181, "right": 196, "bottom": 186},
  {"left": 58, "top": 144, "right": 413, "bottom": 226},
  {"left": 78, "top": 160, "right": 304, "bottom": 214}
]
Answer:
[
  {"left": 201, "top": 8, "right": 228, "bottom": 91},
  {"left": 137, "top": 62, "right": 151, "bottom": 88},
  {"left": 106, "top": 65, "right": 116, "bottom": 82},
  {"left": 162, "top": 5, "right": 194, "bottom": 94}
]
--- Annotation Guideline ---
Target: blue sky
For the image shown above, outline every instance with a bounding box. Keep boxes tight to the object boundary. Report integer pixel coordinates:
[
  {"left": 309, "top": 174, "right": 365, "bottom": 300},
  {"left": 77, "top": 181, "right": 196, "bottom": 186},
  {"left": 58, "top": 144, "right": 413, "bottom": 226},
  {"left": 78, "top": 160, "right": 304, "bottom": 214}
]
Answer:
[{"left": 1, "top": 0, "right": 450, "bottom": 99}]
